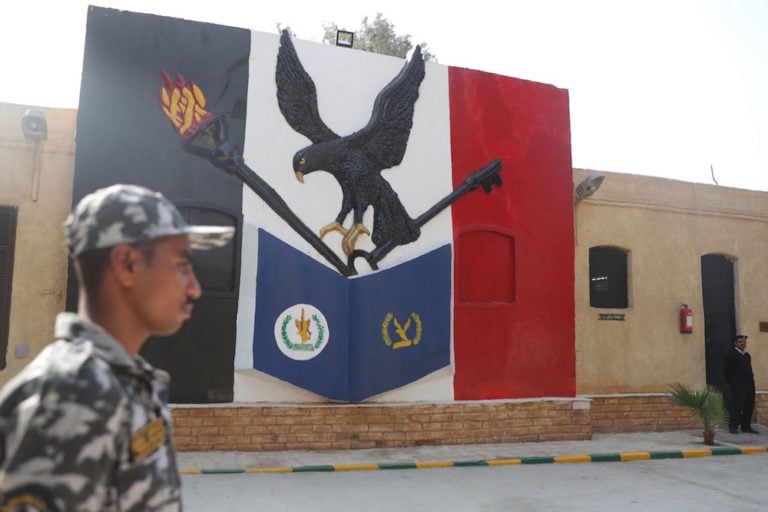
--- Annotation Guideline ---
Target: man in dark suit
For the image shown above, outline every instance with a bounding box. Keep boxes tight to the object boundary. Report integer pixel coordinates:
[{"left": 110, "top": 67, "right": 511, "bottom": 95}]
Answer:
[{"left": 724, "top": 333, "right": 757, "bottom": 434}]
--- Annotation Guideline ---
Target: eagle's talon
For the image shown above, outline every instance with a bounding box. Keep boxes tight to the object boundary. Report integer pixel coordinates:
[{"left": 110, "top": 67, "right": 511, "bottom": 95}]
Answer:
[
  {"left": 319, "top": 221, "right": 347, "bottom": 239},
  {"left": 342, "top": 223, "right": 370, "bottom": 256}
]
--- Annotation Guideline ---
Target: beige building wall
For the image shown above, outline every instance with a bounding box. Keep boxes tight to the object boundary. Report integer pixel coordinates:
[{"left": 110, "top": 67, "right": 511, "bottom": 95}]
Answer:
[
  {"left": 0, "top": 102, "right": 76, "bottom": 385},
  {"left": 2, "top": 101, "right": 767, "bottom": 401},
  {"left": 574, "top": 168, "right": 768, "bottom": 394}
]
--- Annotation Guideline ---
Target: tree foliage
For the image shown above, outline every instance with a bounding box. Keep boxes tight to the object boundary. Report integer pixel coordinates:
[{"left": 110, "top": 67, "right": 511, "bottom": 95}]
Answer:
[
  {"left": 322, "top": 13, "right": 436, "bottom": 62},
  {"left": 275, "top": 22, "right": 295, "bottom": 38}
]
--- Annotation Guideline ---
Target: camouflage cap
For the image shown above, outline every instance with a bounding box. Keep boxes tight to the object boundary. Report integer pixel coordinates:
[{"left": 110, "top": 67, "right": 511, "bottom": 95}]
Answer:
[{"left": 64, "top": 184, "right": 235, "bottom": 257}]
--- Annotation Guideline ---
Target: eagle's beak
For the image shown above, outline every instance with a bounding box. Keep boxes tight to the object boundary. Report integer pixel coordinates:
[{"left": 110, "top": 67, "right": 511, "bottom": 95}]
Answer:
[{"left": 295, "top": 171, "right": 304, "bottom": 184}]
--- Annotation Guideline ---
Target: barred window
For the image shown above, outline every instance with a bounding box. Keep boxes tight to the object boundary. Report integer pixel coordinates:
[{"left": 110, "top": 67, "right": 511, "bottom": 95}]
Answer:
[{"left": 589, "top": 246, "right": 628, "bottom": 308}]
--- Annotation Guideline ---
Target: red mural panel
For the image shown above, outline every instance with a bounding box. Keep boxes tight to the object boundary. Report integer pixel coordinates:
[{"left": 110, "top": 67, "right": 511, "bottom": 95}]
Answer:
[{"left": 449, "top": 68, "right": 575, "bottom": 399}]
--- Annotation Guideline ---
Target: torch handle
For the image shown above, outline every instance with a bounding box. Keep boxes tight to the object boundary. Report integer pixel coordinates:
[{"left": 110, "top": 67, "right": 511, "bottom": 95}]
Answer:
[
  {"left": 351, "top": 159, "right": 503, "bottom": 271},
  {"left": 233, "top": 162, "right": 354, "bottom": 276},
  {"left": 183, "top": 117, "right": 355, "bottom": 276}
]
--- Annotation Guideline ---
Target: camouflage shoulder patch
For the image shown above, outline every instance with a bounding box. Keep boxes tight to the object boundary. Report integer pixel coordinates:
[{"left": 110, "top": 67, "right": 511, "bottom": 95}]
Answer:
[
  {"left": 46, "top": 339, "right": 95, "bottom": 377},
  {"left": 0, "top": 340, "right": 94, "bottom": 406}
]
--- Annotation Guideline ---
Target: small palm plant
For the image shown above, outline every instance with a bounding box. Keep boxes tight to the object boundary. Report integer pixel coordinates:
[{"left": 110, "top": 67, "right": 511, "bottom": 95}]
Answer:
[{"left": 667, "top": 383, "right": 727, "bottom": 446}]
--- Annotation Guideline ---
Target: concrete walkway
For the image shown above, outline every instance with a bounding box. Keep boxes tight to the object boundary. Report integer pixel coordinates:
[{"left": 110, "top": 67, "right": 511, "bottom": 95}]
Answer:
[{"left": 178, "top": 423, "right": 768, "bottom": 474}]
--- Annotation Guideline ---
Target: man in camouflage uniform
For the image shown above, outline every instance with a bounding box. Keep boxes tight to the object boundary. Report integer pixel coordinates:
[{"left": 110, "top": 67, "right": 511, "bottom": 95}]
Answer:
[{"left": 0, "top": 184, "right": 234, "bottom": 511}]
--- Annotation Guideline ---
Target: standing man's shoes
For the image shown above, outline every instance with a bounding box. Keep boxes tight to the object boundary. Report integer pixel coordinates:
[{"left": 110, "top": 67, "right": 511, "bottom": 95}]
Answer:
[
  {"left": 729, "top": 426, "right": 739, "bottom": 434},
  {"left": 742, "top": 427, "right": 759, "bottom": 433}
]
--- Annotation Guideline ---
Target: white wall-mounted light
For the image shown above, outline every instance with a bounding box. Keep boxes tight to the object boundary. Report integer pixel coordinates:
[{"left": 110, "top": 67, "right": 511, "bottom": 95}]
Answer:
[
  {"left": 574, "top": 173, "right": 605, "bottom": 202},
  {"left": 22, "top": 109, "right": 47, "bottom": 202},
  {"left": 22, "top": 109, "right": 47, "bottom": 141}
]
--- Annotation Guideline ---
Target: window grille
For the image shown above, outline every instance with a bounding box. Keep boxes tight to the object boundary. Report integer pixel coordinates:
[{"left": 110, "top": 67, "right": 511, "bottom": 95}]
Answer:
[{"left": 589, "top": 246, "right": 628, "bottom": 308}]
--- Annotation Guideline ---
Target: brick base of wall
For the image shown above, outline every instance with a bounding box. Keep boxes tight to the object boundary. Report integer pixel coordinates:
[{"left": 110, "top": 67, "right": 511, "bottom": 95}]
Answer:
[
  {"left": 171, "top": 392, "right": 768, "bottom": 452},
  {"left": 755, "top": 392, "right": 767, "bottom": 423},
  {"left": 589, "top": 394, "right": 699, "bottom": 433},
  {"left": 171, "top": 399, "right": 591, "bottom": 452}
]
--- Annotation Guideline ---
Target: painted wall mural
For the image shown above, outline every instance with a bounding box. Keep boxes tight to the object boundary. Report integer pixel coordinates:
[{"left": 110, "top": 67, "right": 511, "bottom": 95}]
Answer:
[
  {"left": 77, "top": 7, "right": 575, "bottom": 403},
  {"left": 277, "top": 31, "right": 427, "bottom": 258}
]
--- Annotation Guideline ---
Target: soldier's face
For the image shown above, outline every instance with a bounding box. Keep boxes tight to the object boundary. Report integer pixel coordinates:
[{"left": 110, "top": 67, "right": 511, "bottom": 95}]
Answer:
[
  {"left": 735, "top": 338, "right": 747, "bottom": 350},
  {"left": 131, "top": 234, "right": 202, "bottom": 336}
]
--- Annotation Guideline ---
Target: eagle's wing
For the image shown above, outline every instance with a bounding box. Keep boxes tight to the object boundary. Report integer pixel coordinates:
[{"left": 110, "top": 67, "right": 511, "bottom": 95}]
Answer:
[
  {"left": 348, "top": 45, "right": 426, "bottom": 170},
  {"left": 276, "top": 30, "right": 339, "bottom": 144}
]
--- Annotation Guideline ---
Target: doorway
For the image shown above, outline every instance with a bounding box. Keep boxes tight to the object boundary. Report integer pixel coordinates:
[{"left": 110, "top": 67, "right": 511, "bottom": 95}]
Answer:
[
  {"left": 701, "top": 254, "right": 736, "bottom": 396},
  {"left": 0, "top": 206, "right": 17, "bottom": 370},
  {"left": 139, "top": 203, "right": 241, "bottom": 403}
]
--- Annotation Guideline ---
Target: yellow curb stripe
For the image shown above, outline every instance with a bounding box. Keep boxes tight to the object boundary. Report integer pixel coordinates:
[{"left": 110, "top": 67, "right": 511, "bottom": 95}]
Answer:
[
  {"left": 333, "top": 464, "right": 381, "bottom": 471},
  {"left": 620, "top": 452, "right": 651, "bottom": 461},
  {"left": 487, "top": 459, "right": 523, "bottom": 466},
  {"left": 554, "top": 455, "right": 592, "bottom": 463},
  {"left": 181, "top": 444, "right": 768, "bottom": 476},
  {"left": 415, "top": 461, "right": 455, "bottom": 469},
  {"left": 245, "top": 467, "right": 294, "bottom": 474},
  {"left": 682, "top": 449, "right": 712, "bottom": 458}
]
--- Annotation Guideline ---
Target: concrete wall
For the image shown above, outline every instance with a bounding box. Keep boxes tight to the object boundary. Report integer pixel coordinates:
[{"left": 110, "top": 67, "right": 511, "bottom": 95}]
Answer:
[
  {"left": 574, "top": 168, "right": 768, "bottom": 394},
  {"left": 0, "top": 102, "right": 75, "bottom": 385}
]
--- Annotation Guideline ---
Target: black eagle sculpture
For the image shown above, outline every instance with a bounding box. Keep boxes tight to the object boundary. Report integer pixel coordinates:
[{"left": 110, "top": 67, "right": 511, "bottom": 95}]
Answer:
[{"left": 276, "top": 30, "right": 426, "bottom": 256}]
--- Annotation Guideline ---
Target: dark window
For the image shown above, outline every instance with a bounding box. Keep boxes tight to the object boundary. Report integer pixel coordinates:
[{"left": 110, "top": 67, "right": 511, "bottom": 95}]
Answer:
[
  {"left": 0, "top": 206, "right": 17, "bottom": 370},
  {"left": 589, "top": 246, "right": 628, "bottom": 308},
  {"left": 176, "top": 206, "right": 239, "bottom": 296}
]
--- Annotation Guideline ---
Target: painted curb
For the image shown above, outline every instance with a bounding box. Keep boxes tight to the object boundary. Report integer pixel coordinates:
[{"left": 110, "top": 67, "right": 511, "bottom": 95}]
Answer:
[{"left": 179, "top": 445, "right": 768, "bottom": 475}]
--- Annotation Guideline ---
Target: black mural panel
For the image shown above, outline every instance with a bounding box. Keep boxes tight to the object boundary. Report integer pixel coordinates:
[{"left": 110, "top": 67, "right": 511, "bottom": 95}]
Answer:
[{"left": 70, "top": 7, "right": 249, "bottom": 402}]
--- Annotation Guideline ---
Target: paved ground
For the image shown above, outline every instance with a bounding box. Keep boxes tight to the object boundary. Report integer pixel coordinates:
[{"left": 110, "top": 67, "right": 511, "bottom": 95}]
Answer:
[
  {"left": 177, "top": 423, "right": 768, "bottom": 473},
  {"left": 181, "top": 456, "right": 768, "bottom": 511}
]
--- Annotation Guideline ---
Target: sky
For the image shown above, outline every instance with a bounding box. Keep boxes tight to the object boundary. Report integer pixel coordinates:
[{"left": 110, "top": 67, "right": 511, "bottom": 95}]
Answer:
[{"left": 2, "top": 0, "right": 767, "bottom": 191}]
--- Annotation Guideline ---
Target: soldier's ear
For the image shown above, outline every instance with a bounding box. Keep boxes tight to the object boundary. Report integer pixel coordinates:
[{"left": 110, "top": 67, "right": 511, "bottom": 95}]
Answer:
[{"left": 110, "top": 244, "right": 141, "bottom": 285}]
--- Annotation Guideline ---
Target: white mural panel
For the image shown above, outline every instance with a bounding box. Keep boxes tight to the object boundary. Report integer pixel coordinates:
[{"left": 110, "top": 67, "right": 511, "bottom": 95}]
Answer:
[{"left": 235, "top": 31, "right": 454, "bottom": 402}]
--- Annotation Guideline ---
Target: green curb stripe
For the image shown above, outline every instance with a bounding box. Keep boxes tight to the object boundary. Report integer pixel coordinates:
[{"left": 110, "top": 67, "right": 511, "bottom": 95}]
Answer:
[
  {"left": 182, "top": 445, "right": 768, "bottom": 475},
  {"left": 293, "top": 465, "right": 335, "bottom": 472},
  {"left": 520, "top": 456, "right": 555, "bottom": 464},
  {"left": 201, "top": 468, "right": 245, "bottom": 474},
  {"left": 649, "top": 450, "right": 684, "bottom": 460},
  {"left": 453, "top": 460, "right": 488, "bottom": 467},
  {"left": 379, "top": 462, "right": 418, "bottom": 470},
  {"left": 710, "top": 447, "right": 743, "bottom": 456},
  {"left": 589, "top": 453, "right": 621, "bottom": 462}
]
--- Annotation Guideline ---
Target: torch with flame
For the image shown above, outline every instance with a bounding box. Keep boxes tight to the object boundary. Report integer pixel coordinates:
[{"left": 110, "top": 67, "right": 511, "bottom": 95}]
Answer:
[{"left": 160, "top": 71, "right": 215, "bottom": 140}]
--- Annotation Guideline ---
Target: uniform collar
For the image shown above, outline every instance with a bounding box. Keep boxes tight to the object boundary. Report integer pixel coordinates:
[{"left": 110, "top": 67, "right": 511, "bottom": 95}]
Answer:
[{"left": 54, "top": 312, "right": 162, "bottom": 379}]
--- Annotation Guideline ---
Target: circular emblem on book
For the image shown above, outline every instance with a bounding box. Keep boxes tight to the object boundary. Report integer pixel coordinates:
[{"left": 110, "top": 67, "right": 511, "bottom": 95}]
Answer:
[{"left": 274, "top": 304, "right": 329, "bottom": 361}]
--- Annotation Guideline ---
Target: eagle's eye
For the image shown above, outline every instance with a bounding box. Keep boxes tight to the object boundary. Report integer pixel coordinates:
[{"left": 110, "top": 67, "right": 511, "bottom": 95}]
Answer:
[{"left": 299, "top": 157, "right": 306, "bottom": 166}]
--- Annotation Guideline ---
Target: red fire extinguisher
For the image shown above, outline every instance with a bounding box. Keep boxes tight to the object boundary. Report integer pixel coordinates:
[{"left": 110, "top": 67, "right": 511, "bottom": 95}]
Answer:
[{"left": 680, "top": 304, "right": 693, "bottom": 333}]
